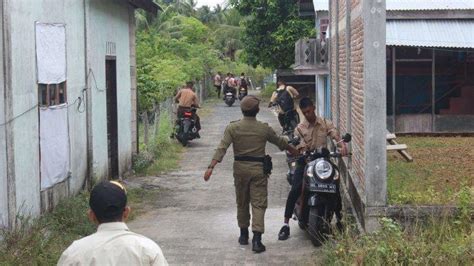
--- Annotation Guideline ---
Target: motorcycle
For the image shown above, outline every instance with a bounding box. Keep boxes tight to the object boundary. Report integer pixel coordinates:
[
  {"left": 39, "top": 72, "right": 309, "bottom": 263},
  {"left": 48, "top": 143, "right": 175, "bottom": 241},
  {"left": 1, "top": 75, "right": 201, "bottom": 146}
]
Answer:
[
  {"left": 284, "top": 127, "right": 300, "bottom": 185},
  {"left": 238, "top": 87, "right": 248, "bottom": 101},
  {"left": 293, "top": 133, "right": 352, "bottom": 246},
  {"left": 224, "top": 92, "right": 236, "bottom": 107},
  {"left": 174, "top": 107, "right": 199, "bottom": 146}
]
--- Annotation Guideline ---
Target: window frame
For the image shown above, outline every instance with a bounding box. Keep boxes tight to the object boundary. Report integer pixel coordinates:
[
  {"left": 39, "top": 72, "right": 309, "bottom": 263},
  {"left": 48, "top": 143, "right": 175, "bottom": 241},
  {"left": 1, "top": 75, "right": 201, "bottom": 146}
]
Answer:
[{"left": 38, "top": 81, "right": 67, "bottom": 107}]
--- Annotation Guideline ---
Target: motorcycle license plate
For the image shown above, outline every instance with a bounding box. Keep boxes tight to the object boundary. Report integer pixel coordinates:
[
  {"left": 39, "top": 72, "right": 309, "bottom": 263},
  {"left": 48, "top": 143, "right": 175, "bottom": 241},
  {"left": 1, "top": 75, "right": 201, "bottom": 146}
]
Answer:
[{"left": 311, "top": 182, "right": 337, "bottom": 193}]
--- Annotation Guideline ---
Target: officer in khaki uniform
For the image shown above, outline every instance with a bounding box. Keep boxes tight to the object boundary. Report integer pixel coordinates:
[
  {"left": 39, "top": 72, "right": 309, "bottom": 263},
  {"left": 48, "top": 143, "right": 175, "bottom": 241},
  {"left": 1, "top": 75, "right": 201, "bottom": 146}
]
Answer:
[{"left": 204, "top": 95, "right": 298, "bottom": 253}]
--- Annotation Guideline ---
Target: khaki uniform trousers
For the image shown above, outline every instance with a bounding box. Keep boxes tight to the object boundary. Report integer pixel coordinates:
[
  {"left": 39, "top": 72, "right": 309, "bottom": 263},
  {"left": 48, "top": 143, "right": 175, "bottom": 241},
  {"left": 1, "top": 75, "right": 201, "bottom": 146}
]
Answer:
[{"left": 233, "top": 161, "right": 268, "bottom": 233}]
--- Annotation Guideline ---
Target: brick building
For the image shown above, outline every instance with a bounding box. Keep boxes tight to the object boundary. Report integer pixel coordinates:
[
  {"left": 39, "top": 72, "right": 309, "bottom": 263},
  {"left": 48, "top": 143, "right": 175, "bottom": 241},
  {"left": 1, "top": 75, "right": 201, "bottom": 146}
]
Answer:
[{"left": 298, "top": 0, "right": 474, "bottom": 230}]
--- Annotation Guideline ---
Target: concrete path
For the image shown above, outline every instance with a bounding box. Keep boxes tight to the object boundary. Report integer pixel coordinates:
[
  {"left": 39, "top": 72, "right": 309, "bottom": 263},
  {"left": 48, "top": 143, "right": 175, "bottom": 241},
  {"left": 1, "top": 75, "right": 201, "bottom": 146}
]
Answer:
[{"left": 128, "top": 95, "right": 319, "bottom": 265}]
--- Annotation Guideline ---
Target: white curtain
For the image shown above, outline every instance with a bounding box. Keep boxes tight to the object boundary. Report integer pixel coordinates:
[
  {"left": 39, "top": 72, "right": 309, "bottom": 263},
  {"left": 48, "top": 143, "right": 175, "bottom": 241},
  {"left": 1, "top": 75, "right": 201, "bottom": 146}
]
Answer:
[
  {"left": 35, "top": 23, "right": 66, "bottom": 84},
  {"left": 40, "top": 104, "right": 70, "bottom": 190}
]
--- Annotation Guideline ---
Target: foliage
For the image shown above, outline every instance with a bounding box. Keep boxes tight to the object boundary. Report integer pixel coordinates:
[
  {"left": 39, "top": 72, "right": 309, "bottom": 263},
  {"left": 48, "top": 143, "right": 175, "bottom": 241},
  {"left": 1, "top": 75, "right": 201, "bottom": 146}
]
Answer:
[
  {"left": 135, "top": 1, "right": 273, "bottom": 113},
  {"left": 231, "top": 0, "right": 315, "bottom": 69},
  {"left": 387, "top": 137, "right": 474, "bottom": 204},
  {"left": 322, "top": 213, "right": 473, "bottom": 265},
  {"left": 260, "top": 82, "right": 276, "bottom": 99}
]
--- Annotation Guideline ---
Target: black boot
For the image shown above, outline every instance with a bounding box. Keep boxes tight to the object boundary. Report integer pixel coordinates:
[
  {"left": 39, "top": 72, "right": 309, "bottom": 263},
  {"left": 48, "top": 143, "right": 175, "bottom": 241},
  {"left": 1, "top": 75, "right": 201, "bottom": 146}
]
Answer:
[
  {"left": 252, "top": 231, "right": 266, "bottom": 253},
  {"left": 238, "top": 228, "right": 249, "bottom": 245}
]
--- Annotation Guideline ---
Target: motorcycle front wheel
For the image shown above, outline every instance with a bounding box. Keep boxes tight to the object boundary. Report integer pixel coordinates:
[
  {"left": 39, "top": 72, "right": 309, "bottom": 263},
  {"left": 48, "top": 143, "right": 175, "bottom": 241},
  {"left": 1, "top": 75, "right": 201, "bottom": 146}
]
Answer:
[{"left": 307, "top": 205, "right": 328, "bottom": 247}]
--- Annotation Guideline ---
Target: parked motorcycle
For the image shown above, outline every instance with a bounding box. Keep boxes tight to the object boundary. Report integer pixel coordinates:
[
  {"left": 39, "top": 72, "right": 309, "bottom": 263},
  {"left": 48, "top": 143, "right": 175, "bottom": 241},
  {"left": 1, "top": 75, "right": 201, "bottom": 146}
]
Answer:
[
  {"left": 293, "top": 133, "right": 351, "bottom": 246},
  {"left": 238, "top": 87, "right": 248, "bottom": 101},
  {"left": 224, "top": 92, "right": 236, "bottom": 107},
  {"left": 174, "top": 107, "right": 199, "bottom": 146}
]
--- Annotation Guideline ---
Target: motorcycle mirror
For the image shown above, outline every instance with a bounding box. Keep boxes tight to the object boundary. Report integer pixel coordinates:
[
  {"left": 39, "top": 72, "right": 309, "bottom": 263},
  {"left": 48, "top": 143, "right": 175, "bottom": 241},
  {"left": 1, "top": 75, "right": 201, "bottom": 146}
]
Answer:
[{"left": 342, "top": 133, "right": 352, "bottom": 143}]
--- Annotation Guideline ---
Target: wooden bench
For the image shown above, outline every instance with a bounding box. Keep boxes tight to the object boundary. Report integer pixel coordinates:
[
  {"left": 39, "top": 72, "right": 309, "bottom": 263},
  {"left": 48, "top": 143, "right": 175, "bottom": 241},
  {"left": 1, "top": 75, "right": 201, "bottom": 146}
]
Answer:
[{"left": 387, "top": 131, "right": 413, "bottom": 162}]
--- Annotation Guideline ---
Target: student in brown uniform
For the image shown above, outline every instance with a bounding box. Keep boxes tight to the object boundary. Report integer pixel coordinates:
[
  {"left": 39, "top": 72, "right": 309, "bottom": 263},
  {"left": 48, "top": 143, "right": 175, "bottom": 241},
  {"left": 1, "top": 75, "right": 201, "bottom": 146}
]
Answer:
[
  {"left": 174, "top": 81, "right": 201, "bottom": 134},
  {"left": 278, "top": 97, "right": 347, "bottom": 241},
  {"left": 203, "top": 95, "right": 298, "bottom": 253}
]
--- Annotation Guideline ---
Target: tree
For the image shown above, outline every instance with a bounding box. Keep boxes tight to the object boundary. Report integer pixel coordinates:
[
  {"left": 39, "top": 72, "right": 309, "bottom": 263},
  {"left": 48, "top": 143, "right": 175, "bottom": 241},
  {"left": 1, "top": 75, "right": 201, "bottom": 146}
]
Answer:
[{"left": 230, "top": 0, "right": 314, "bottom": 69}]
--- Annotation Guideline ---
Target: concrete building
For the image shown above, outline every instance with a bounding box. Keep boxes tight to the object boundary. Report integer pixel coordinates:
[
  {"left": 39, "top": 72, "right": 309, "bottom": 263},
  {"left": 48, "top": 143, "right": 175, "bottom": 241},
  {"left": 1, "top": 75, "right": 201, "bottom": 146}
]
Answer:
[
  {"left": 299, "top": 0, "right": 474, "bottom": 133},
  {"left": 0, "top": 0, "right": 158, "bottom": 228}
]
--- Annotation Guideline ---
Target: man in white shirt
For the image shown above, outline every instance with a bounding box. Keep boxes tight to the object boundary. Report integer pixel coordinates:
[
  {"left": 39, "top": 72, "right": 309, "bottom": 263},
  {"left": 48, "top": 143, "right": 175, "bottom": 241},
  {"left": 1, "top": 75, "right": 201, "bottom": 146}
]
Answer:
[{"left": 58, "top": 181, "right": 168, "bottom": 266}]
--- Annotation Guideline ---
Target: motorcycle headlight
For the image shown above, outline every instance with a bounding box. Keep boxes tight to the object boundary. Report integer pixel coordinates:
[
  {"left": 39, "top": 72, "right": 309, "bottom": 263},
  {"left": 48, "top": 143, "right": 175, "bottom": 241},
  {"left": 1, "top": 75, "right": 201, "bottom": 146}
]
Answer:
[
  {"left": 306, "top": 165, "right": 314, "bottom": 177},
  {"left": 314, "top": 159, "right": 333, "bottom": 180}
]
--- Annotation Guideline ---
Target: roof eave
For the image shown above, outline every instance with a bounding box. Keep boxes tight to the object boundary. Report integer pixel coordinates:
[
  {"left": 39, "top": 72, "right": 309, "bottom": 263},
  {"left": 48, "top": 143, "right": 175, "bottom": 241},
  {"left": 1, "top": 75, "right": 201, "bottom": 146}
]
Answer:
[{"left": 129, "top": 0, "right": 162, "bottom": 15}]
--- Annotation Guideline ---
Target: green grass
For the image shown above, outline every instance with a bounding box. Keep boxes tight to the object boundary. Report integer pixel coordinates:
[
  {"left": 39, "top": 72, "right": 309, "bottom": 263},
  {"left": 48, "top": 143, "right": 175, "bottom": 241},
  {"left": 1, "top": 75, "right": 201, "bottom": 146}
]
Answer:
[
  {"left": 388, "top": 136, "right": 474, "bottom": 205},
  {"left": 260, "top": 82, "right": 276, "bottom": 99},
  {"left": 133, "top": 98, "right": 218, "bottom": 176},
  {"left": 133, "top": 110, "right": 184, "bottom": 176},
  {"left": 0, "top": 187, "right": 158, "bottom": 265},
  {"left": 322, "top": 186, "right": 473, "bottom": 265},
  {"left": 319, "top": 137, "right": 474, "bottom": 265}
]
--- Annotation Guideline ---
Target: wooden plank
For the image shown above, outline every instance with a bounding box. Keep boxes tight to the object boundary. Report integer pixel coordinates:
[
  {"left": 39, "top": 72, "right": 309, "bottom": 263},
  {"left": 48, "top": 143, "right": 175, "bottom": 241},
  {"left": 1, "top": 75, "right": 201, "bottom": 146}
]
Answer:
[
  {"left": 387, "top": 144, "right": 407, "bottom": 151},
  {"left": 388, "top": 139, "right": 414, "bottom": 162}
]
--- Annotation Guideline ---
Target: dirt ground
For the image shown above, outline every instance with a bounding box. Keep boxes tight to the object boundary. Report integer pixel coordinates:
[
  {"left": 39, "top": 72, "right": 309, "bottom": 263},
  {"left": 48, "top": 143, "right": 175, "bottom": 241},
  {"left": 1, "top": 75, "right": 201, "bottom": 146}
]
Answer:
[
  {"left": 127, "top": 95, "right": 320, "bottom": 265},
  {"left": 388, "top": 136, "right": 474, "bottom": 204}
]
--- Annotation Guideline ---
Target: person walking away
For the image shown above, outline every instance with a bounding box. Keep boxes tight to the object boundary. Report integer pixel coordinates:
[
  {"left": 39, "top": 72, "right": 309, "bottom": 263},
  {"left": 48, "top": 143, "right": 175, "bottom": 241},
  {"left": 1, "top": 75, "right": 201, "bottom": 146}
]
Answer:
[
  {"left": 268, "top": 79, "right": 300, "bottom": 132},
  {"left": 239, "top": 73, "right": 249, "bottom": 98},
  {"left": 214, "top": 71, "right": 223, "bottom": 98},
  {"left": 58, "top": 181, "right": 168, "bottom": 265},
  {"left": 203, "top": 95, "right": 299, "bottom": 253},
  {"left": 222, "top": 73, "right": 231, "bottom": 99},
  {"left": 278, "top": 97, "right": 347, "bottom": 241},
  {"left": 174, "top": 81, "right": 201, "bottom": 136}
]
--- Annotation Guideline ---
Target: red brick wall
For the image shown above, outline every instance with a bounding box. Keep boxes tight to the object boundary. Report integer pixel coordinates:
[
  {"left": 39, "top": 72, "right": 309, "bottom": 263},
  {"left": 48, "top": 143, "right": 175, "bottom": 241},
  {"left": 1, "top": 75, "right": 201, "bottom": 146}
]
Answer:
[
  {"left": 331, "top": 0, "right": 366, "bottom": 193},
  {"left": 338, "top": 0, "right": 347, "bottom": 22},
  {"left": 350, "top": 17, "right": 365, "bottom": 188}
]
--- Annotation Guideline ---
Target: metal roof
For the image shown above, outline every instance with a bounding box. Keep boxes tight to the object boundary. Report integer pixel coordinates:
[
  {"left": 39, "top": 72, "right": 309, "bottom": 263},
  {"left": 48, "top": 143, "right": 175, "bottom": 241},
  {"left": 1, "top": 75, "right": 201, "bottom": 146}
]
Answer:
[
  {"left": 386, "top": 20, "right": 474, "bottom": 48},
  {"left": 312, "top": 0, "right": 328, "bottom": 11},
  {"left": 387, "top": 0, "right": 474, "bottom": 11},
  {"left": 309, "top": 0, "right": 474, "bottom": 11}
]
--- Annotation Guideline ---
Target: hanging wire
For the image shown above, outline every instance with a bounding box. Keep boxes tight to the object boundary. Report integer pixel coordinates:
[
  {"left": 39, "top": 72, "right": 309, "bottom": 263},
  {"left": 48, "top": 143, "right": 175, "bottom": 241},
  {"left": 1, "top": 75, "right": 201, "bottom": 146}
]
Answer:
[
  {"left": 86, "top": 68, "right": 105, "bottom": 92},
  {"left": 0, "top": 104, "right": 39, "bottom": 127}
]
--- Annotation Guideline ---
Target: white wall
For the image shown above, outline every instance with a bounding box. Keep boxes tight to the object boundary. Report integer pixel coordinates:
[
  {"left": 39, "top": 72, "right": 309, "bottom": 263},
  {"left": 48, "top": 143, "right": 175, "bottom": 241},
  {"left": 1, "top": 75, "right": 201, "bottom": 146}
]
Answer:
[
  {"left": 8, "top": 0, "right": 86, "bottom": 217},
  {"left": 0, "top": 0, "right": 9, "bottom": 226},
  {"left": 3, "top": 0, "right": 134, "bottom": 223},
  {"left": 87, "top": 0, "right": 132, "bottom": 179}
]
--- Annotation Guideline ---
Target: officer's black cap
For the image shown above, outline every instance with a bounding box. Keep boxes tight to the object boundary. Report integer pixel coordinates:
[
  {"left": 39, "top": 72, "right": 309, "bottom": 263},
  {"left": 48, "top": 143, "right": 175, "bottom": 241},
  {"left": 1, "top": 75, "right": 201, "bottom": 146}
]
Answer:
[{"left": 89, "top": 181, "right": 127, "bottom": 220}]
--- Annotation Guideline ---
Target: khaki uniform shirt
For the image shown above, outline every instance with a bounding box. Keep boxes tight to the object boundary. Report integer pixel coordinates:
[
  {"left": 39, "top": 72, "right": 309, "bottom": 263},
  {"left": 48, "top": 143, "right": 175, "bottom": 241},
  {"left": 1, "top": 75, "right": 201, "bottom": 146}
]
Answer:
[
  {"left": 174, "top": 88, "right": 199, "bottom": 108},
  {"left": 270, "top": 85, "right": 299, "bottom": 114},
  {"left": 212, "top": 117, "right": 289, "bottom": 174},
  {"left": 295, "top": 116, "right": 339, "bottom": 151},
  {"left": 58, "top": 222, "right": 168, "bottom": 266}
]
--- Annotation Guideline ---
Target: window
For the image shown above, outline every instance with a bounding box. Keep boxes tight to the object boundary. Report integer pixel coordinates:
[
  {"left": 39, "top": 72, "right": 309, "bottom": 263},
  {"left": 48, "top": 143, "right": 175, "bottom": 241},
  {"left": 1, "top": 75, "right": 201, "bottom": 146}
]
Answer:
[{"left": 38, "top": 82, "right": 67, "bottom": 107}]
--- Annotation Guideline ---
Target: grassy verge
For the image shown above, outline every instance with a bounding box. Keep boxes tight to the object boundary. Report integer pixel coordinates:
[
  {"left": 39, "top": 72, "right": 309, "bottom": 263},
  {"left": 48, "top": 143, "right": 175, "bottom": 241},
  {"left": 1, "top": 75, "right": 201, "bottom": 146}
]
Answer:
[
  {"left": 388, "top": 136, "right": 474, "bottom": 205},
  {"left": 320, "top": 136, "right": 473, "bottom": 265},
  {"left": 322, "top": 187, "right": 472, "bottom": 265},
  {"left": 0, "top": 187, "right": 158, "bottom": 265},
  {"left": 132, "top": 110, "right": 184, "bottom": 176},
  {"left": 132, "top": 98, "right": 217, "bottom": 176},
  {"left": 260, "top": 82, "right": 276, "bottom": 99}
]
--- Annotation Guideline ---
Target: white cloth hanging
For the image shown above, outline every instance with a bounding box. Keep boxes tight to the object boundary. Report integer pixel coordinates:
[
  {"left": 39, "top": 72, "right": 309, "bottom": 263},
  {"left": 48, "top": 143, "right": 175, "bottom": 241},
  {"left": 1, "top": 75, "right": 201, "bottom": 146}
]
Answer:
[{"left": 40, "top": 104, "right": 70, "bottom": 190}]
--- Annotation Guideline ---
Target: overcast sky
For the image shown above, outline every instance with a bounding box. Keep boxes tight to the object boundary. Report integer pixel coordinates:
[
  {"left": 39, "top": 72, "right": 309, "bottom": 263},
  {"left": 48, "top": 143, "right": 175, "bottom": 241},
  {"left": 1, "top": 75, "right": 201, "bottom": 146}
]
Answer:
[{"left": 196, "top": 0, "right": 228, "bottom": 9}]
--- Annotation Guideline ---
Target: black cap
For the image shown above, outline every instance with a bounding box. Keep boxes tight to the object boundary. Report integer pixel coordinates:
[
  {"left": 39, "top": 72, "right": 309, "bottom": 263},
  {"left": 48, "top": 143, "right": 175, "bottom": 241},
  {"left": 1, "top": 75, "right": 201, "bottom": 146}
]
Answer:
[{"left": 89, "top": 181, "right": 127, "bottom": 220}]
